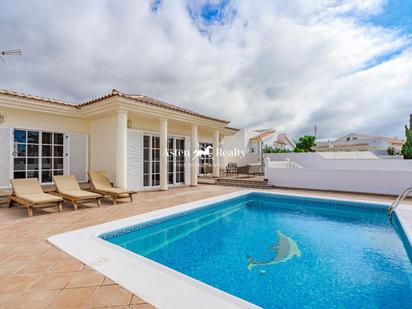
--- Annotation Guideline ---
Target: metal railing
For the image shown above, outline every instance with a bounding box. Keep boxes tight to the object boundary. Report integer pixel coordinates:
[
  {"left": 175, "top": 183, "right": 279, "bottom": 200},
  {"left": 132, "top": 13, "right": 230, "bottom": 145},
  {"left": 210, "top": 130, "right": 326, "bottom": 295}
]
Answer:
[{"left": 388, "top": 187, "right": 412, "bottom": 220}]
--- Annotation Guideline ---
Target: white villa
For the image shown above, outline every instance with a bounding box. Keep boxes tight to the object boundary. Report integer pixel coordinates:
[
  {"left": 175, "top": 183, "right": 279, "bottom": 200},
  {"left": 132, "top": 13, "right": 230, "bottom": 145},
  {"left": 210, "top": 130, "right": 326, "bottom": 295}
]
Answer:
[
  {"left": 314, "top": 132, "right": 405, "bottom": 155},
  {"left": 223, "top": 128, "right": 295, "bottom": 166},
  {"left": 0, "top": 89, "right": 238, "bottom": 190}
]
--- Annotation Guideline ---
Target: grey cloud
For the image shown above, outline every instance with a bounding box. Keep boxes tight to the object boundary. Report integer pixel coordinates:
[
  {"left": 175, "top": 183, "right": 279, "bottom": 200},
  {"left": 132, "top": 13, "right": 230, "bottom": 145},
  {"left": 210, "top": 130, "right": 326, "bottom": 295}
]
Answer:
[{"left": 0, "top": 0, "right": 411, "bottom": 140}]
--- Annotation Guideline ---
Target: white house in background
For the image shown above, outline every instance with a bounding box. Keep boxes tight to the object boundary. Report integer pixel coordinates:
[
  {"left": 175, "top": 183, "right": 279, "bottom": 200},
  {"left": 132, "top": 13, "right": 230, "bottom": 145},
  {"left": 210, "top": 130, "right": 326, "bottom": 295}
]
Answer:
[
  {"left": 0, "top": 89, "right": 238, "bottom": 190},
  {"left": 314, "top": 133, "right": 405, "bottom": 155},
  {"left": 223, "top": 128, "right": 295, "bottom": 166}
]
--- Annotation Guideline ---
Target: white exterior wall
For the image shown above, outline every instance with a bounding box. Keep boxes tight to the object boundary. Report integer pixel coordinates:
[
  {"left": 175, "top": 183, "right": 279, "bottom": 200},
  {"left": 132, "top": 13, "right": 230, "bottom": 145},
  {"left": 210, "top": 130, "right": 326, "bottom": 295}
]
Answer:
[
  {"left": 0, "top": 107, "right": 89, "bottom": 134},
  {"left": 264, "top": 152, "right": 412, "bottom": 171},
  {"left": 264, "top": 164, "right": 412, "bottom": 196},
  {"left": 223, "top": 129, "right": 261, "bottom": 166},
  {"left": 89, "top": 115, "right": 117, "bottom": 182}
]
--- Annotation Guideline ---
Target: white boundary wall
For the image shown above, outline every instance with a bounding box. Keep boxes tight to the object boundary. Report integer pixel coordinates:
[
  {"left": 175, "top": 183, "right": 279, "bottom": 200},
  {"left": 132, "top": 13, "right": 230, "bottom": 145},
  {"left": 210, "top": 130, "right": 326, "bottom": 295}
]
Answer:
[
  {"left": 264, "top": 152, "right": 412, "bottom": 171},
  {"left": 264, "top": 158, "right": 412, "bottom": 195}
]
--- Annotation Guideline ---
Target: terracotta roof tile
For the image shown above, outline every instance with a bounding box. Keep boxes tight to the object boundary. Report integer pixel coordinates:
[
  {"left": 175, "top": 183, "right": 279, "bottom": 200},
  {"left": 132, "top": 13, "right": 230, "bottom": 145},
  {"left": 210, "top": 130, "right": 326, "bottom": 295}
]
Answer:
[
  {"left": 79, "top": 89, "right": 230, "bottom": 124},
  {"left": 250, "top": 129, "right": 276, "bottom": 141},
  {"left": 0, "top": 89, "right": 78, "bottom": 108},
  {"left": 0, "top": 89, "right": 230, "bottom": 124}
]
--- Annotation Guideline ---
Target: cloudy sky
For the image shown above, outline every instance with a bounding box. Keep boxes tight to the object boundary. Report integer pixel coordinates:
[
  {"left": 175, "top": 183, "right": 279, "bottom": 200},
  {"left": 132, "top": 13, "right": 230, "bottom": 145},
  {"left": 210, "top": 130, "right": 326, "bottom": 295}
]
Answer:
[{"left": 1, "top": 0, "right": 412, "bottom": 139}]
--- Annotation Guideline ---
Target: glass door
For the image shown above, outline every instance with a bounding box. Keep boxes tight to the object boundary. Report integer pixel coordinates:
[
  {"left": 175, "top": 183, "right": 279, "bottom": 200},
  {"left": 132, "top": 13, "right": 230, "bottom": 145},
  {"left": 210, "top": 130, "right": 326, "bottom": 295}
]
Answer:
[
  {"left": 144, "top": 134, "right": 185, "bottom": 187},
  {"left": 143, "top": 135, "right": 160, "bottom": 187},
  {"left": 13, "top": 129, "right": 64, "bottom": 183},
  {"left": 175, "top": 138, "right": 185, "bottom": 184},
  {"left": 167, "top": 137, "right": 185, "bottom": 185},
  {"left": 13, "top": 130, "right": 39, "bottom": 179},
  {"left": 199, "top": 142, "right": 213, "bottom": 175},
  {"left": 41, "top": 132, "right": 64, "bottom": 182}
]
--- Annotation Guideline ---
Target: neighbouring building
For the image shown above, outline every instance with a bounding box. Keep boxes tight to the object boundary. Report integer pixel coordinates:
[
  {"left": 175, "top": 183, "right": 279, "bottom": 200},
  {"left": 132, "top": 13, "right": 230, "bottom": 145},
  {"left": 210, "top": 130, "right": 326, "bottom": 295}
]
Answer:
[
  {"left": 0, "top": 89, "right": 238, "bottom": 190},
  {"left": 223, "top": 128, "right": 295, "bottom": 166},
  {"left": 314, "top": 133, "right": 405, "bottom": 155}
]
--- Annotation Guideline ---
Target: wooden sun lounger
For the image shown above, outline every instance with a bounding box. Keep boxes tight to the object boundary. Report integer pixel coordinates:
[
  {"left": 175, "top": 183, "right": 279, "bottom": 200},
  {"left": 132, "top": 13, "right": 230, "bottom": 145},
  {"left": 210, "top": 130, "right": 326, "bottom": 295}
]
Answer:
[
  {"left": 53, "top": 175, "right": 102, "bottom": 210},
  {"left": 9, "top": 178, "right": 63, "bottom": 217},
  {"left": 88, "top": 171, "right": 137, "bottom": 205}
]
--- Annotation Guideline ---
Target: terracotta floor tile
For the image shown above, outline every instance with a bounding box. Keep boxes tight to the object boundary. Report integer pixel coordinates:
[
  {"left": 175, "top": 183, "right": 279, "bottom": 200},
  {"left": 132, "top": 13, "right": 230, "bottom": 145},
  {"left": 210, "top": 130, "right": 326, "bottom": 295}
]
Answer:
[
  {"left": 66, "top": 269, "right": 104, "bottom": 288},
  {"left": 130, "top": 295, "right": 146, "bottom": 305},
  {"left": 0, "top": 292, "right": 19, "bottom": 307},
  {"left": 102, "top": 277, "right": 116, "bottom": 285},
  {"left": 11, "top": 289, "right": 60, "bottom": 309},
  {"left": 49, "top": 286, "right": 98, "bottom": 309},
  {"left": 17, "top": 258, "right": 58, "bottom": 274},
  {"left": 2, "top": 244, "right": 50, "bottom": 263},
  {"left": 39, "top": 248, "right": 71, "bottom": 261},
  {"left": 50, "top": 258, "right": 84, "bottom": 273},
  {"left": 129, "top": 304, "right": 157, "bottom": 309},
  {"left": 0, "top": 261, "right": 26, "bottom": 280},
  {"left": 28, "top": 272, "right": 75, "bottom": 291},
  {"left": 89, "top": 285, "right": 133, "bottom": 307},
  {"left": 0, "top": 273, "right": 39, "bottom": 293}
]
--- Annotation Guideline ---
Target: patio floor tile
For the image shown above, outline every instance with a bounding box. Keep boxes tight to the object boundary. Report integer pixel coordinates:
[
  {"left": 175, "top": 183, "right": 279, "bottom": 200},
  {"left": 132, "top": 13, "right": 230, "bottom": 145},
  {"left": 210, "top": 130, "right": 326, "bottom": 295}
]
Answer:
[
  {"left": 66, "top": 269, "right": 105, "bottom": 288},
  {"left": 89, "top": 285, "right": 133, "bottom": 307},
  {"left": 130, "top": 294, "right": 146, "bottom": 304},
  {"left": 48, "top": 286, "right": 98, "bottom": 308},
  {"left": 0, "top": 273, "right": 39, "bottom": 293},
  {"left": 102, "top": 277, "right": 116, "bottom": 285},
  {"left": 16, "top": 258, "right": 58, "bottom": 274},
  {"left": 28, "top": 272, "right": 76, "bottom": 291},
  {"left": 0, "top": 292, "right": 19, "bottom": 307},
  {"left": 129, "top": 304, "right": 157, "bottom": 308},
  {"left": 10, "top": 289, "right": 60, "bottom": 309},
  {"left": 50, "top": 258, "right": 84, "bottom": 273}
]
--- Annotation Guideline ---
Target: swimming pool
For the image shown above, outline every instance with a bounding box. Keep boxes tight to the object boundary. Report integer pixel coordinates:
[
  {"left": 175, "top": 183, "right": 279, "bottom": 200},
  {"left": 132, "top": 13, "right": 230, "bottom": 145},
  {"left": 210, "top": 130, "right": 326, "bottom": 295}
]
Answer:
[
  {"left": 48, "top": 191, "right": 412, "bottom": 308},
  {"left": 98, "top": 192, "right": 412, "bottom": 308}
]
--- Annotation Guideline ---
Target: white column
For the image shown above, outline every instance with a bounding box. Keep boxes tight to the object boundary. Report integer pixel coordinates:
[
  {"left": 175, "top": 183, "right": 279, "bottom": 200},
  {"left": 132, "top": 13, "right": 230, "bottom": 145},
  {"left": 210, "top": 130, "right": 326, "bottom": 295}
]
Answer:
[
  {"left": 116, "top": 111, "right": 128, "bottom": 189},
  {"left": 190, "top": 124, "right": 198, "bottom": 186},
  {"left": 159, "top": 118, "right": 168, "bottom": 191},
  {"left": 213, "top": 130, "right": 220, "bottom": 177}
]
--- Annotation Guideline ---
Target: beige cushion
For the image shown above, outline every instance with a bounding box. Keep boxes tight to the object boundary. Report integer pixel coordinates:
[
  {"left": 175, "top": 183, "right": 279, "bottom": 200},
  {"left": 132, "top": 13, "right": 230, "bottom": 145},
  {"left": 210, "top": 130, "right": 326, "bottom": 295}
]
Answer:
[
  {"left": 88, "top": 171, "right": 112, "bottom": 191},
  {"left": 53, "top": 175, "right": 81, "bottom": 193},
  {"left": 61, "top": 190, "right": 101, "bottom": 200},
  {"left": 20, "top": 193, "right": 63, "bottom": 204},
  {"left": 89, "top": 171, "right": 135, "bottom": 195},
  {"left": 11, "top": 178, "right": 43, "bottom": 196},
  {"left": 97, "top": 187, "right": 132, "bottom": 195}
]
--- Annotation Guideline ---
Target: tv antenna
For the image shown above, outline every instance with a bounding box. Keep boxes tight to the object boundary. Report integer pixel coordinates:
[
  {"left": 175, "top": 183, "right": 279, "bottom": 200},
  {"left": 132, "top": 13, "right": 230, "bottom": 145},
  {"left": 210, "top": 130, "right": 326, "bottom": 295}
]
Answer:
[{"left": 0, "top": 49, "right": 22, "bottom": 62}]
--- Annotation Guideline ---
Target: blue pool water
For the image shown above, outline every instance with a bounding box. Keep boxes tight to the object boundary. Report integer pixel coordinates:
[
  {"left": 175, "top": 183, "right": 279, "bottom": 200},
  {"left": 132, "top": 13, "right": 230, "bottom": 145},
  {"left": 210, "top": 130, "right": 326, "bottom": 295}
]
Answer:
[{"left": 101, "top": 193, "right": 412, "bottom": 308}]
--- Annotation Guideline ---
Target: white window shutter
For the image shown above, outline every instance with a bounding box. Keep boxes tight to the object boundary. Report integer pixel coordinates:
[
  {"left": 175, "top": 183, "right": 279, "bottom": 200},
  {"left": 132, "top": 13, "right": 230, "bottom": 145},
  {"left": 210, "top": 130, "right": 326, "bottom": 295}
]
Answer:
[
  {"left": 127, "top": 130, "right": 143, "bottom": 190},
  {"left": 184, "top": 136, "right": 191, "bottom": 185},
  {"left": 68, "top": 133, "right": 88, "bottom": 182},
  {"left": 0, "top": 127, "right": 12, "bottom": 188}
]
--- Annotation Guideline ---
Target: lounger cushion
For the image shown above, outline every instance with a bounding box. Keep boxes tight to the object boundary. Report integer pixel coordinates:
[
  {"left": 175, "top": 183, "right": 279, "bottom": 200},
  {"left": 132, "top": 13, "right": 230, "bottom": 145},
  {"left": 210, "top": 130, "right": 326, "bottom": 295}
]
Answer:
[
  {"left": 20, "top": 193, "right": 63, "bottom": 204},
  {"left": 60, "top": 190, "right": 101, "bottom": 200},
  {"left": 10, "top": 178, "right": 43, "bottom": 196},
  {"left": 89, "top": 171, "right": 135, "bottom": 195},
  {"left": 53, "top": 175, "right": 81, "bottom": 193},
  {"left": 96, "top": 187, "right": 132, "bottom": 195},
  {"left": 88, "top": 171, "right": 112, "bottom": 191}
]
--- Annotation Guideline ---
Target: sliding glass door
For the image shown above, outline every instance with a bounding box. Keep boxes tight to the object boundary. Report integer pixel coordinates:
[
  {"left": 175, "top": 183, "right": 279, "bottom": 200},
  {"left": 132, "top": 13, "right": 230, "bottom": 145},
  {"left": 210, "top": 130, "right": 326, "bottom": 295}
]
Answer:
[
  {"left": 199, "top": 142, "right": 213, "bottom": 174},
  {"left": 13, "top": 129, "right": 64, "bottom": 183},
  {"left": 168, "top": 137, "right": 185, "bottom": 185},
  {"left": 143, "top": 134, "right": 185, "bottom": 188},
  {"left": 143, "top": 135, "right": 160, "bottom": 187}
]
